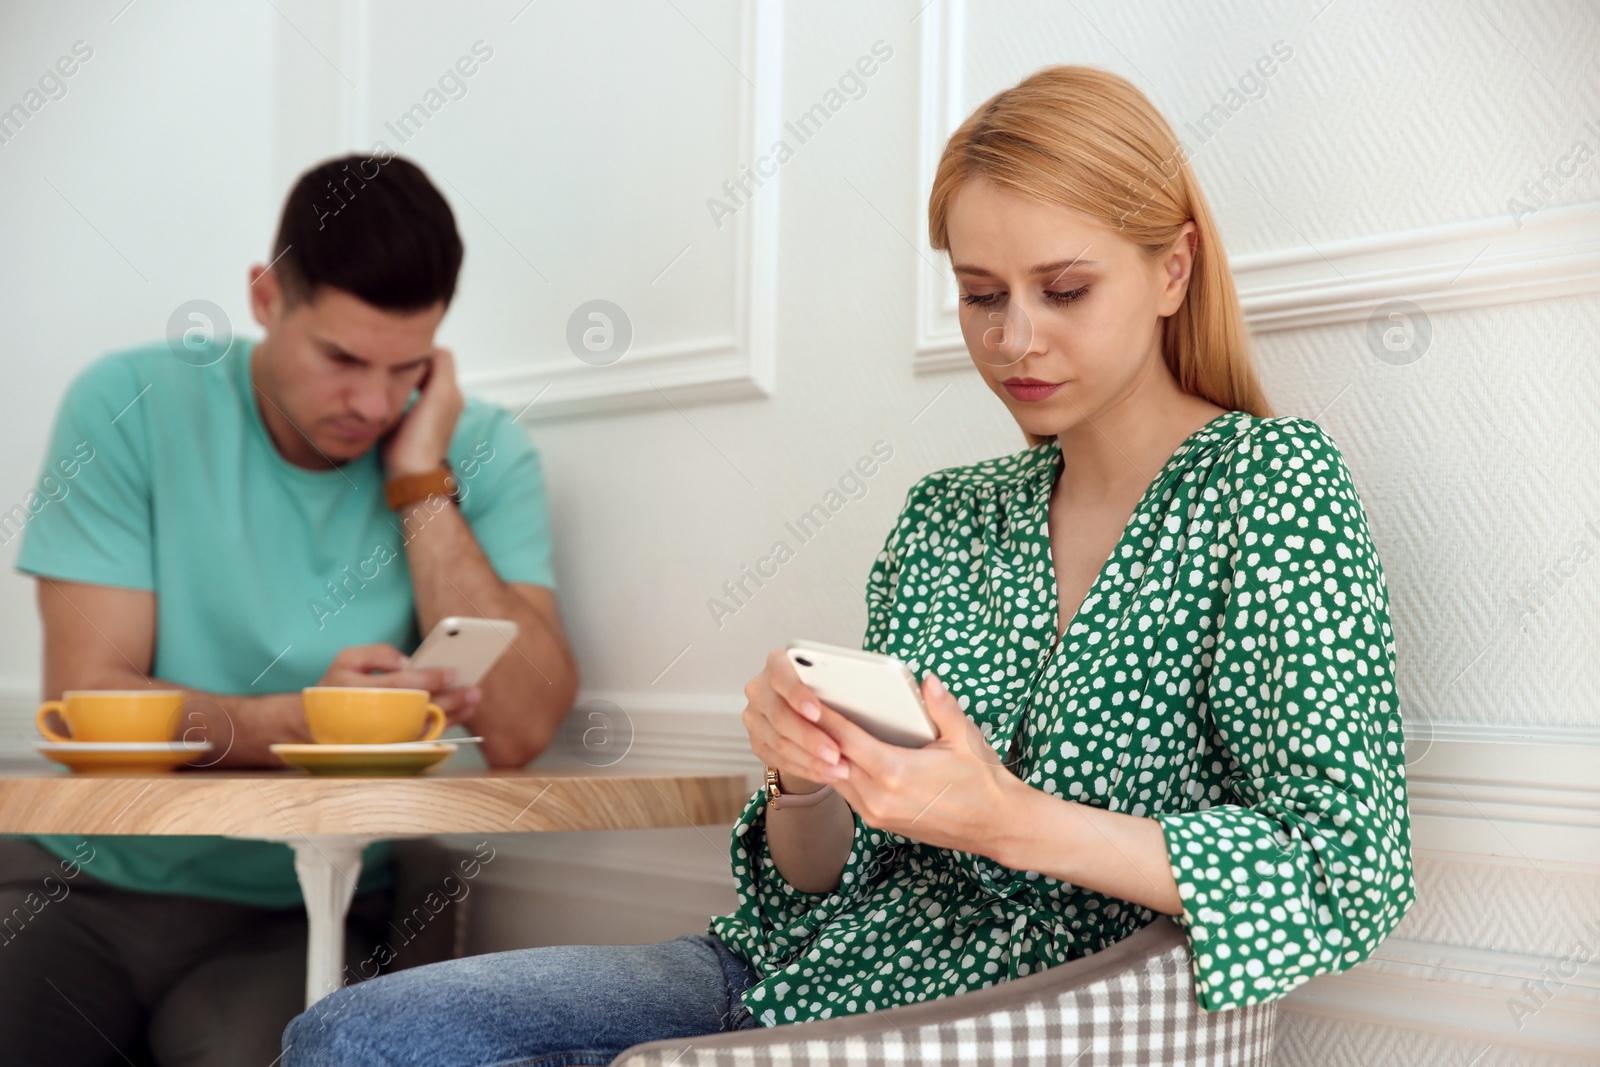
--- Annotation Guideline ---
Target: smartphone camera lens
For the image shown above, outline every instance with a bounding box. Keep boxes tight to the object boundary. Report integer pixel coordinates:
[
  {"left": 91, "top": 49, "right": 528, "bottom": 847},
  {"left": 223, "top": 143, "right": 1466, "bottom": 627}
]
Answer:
[
  {"left": 447, "top": 628, "right": 459, "bottom": 637},
  {"left": 794, "top": 656, "right": 813, "bottom": 667}
]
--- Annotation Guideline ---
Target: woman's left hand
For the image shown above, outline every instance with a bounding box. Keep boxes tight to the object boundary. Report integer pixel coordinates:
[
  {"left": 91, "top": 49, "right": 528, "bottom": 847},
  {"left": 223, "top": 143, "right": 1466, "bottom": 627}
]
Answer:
[{"left": 808, "top": 670, "right": 1022, "bottom": 856}]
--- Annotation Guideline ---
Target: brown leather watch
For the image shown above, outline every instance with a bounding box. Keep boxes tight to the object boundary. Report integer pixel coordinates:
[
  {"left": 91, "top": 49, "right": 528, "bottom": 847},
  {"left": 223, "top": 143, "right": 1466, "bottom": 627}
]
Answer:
[{"left": 383, "top": 463, "right": 461, "bottom": 511}]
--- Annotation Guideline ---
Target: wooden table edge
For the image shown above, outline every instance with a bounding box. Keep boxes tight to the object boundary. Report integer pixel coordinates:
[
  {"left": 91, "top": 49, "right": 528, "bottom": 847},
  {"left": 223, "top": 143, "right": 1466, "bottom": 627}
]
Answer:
[{"left": 0, "top": 769, "right": 759, "bottom": 835}]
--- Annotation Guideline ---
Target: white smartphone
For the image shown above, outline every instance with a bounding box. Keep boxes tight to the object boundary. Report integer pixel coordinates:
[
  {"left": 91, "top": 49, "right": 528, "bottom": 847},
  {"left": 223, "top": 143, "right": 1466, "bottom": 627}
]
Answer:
[
  {"left": 785, "top": 639, "right": 939, "bottom": 748},
  {"left": 409, "top": 616, "right": 519, "bottom": 688}
]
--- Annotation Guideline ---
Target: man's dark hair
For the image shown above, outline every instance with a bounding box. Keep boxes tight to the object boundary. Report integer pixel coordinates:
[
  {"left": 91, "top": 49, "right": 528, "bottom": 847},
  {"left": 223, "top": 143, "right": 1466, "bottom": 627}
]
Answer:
[{"left": 269, "top": 153, "right": 464, "bottom": 313}]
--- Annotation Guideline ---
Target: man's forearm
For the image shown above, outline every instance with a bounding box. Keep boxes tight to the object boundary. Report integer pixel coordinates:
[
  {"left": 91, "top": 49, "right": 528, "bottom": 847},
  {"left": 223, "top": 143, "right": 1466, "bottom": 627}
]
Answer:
[
  {"left": 70, "top": 665, "right": 305, "bottom": 768},
  {"left": 396, "top": 496, "right": 576, "bottom": 766}
]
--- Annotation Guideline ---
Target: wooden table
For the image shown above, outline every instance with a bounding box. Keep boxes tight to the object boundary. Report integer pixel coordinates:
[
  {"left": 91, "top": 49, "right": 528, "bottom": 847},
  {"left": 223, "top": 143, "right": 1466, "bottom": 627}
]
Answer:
[{"left": 0, "top": 767, "right": 753, "bottom": 1006}]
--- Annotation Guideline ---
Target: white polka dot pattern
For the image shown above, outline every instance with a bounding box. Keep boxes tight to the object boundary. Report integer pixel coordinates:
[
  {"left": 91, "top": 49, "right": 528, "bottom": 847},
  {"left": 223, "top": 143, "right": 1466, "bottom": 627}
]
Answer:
[{"left": 709, "top": 410, "right": 1416, "bottom": 1026}]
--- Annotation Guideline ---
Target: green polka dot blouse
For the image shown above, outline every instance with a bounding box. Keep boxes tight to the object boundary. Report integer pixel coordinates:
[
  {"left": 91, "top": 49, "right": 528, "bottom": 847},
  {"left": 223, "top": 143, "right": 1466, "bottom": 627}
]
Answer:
[{"left": 709, "top": 409, "right": 1417, "bottom": 1026}]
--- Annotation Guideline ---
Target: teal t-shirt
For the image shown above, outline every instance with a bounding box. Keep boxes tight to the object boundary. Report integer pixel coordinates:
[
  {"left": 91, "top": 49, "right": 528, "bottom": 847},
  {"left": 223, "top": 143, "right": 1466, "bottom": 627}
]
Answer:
[{"left": 13, "top": 334, "right": 557, "bottom": 907}]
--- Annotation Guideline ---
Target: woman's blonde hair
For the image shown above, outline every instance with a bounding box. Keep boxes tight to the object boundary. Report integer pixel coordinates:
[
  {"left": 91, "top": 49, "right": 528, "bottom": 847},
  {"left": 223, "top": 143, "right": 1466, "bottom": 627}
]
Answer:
[{"left": 927, "top": 65, "right": 1274, "bottom": 447}]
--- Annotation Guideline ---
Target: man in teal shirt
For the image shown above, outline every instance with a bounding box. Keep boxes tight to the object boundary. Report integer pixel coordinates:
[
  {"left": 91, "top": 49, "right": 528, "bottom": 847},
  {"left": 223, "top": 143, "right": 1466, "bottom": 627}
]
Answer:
[{"left": 2, "top": 153, "right": 579, "bottom": 1065}]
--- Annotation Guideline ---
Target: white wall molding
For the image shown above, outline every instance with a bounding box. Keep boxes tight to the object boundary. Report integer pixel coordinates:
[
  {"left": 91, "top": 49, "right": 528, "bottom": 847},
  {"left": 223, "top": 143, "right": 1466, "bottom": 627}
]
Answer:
[
  {"left": 1228, "top": 199, "right": 1600, "bottom": 334},
  {"left": 324, "top": 0, "right": 783, "bottom": 421},
  {"left": 1365, "top": 934, "right": 1600, "bottom": 999},
  {"left": 6, "top": 683, "right": 1595, "bottom": 870},
  {"left": 534, "top": 695, "right": 1600, "bottom": 875},
  {"left": 533, "top": 689, "right": 762, "bottom": 781},
  {"left": 463, "top": 337, "right": 773, "bottom": 423},
  {"left": 460, "top": 0, "right": 782, "bottom": 421},
  {"left": 911, "top": 0, "right": 1600, "bottom": 372},
  {"left": 913, "top": 0, "right": 968, "bottom": 371},
  {"left": 1281, "top": 939, "right": 1600, "bottom": 1058},
  {"left": 546, "top": 698, "right": 1600, "bottom": 870},
  {"left": 1406, "top": 725, "right": 1600, "bottom": 873}
]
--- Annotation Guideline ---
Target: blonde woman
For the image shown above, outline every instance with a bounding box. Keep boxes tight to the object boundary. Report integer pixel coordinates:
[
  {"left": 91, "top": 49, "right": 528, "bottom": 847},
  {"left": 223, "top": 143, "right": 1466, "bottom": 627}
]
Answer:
[{"left": 285, "top": 64, "right": 1415, "bottom": 1065}]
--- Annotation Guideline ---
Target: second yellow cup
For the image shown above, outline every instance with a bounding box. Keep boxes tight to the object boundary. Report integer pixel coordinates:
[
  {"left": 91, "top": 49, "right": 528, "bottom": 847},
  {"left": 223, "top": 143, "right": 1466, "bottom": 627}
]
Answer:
[{"left": 301, "top": 687, "right": 446, "bottom": 745}]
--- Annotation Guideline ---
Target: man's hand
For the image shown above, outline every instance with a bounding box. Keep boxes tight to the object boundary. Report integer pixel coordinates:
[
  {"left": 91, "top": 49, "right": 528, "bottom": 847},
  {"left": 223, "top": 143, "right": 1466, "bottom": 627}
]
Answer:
[
  {"left": 317, "top": 643, "right": 483, "bottom": 725},
  {"left": 382, "top": 346, "right": 464, "bottom": 478}
]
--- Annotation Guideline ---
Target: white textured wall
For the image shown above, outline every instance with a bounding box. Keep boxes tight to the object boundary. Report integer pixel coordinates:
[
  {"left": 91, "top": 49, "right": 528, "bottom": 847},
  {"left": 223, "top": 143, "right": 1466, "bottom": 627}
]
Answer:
[{"left": 1, "top": 1, "right": 1596, "bottom": 1061}]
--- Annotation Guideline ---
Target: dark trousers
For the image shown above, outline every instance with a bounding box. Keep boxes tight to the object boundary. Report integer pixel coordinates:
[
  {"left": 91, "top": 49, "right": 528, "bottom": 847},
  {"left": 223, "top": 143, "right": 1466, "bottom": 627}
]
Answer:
[{"left": 0, "top": 836, "right": 391, "bottom": 1067}]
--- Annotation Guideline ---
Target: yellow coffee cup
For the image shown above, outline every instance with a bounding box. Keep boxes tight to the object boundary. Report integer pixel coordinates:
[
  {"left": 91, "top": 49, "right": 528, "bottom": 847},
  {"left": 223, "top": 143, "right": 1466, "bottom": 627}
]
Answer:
[
  {"left": 301, "top": 687, "right": 446, "bottom": 745},
  {"left": 36, "top": 690, "right": 186, "bottom": 743}
]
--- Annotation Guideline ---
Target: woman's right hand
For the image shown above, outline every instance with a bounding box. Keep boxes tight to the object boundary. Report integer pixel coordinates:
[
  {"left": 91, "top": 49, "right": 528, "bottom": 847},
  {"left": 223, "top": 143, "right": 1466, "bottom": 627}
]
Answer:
[{"left": 741, "top": 648, "right": 850, "bottom": 794}]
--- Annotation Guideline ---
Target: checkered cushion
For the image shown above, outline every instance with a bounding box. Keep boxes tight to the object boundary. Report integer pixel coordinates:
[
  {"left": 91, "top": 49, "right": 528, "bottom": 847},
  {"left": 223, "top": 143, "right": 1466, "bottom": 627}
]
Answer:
[{"left": 614, "top": 916, "right": 1277, "bottom": 1066}]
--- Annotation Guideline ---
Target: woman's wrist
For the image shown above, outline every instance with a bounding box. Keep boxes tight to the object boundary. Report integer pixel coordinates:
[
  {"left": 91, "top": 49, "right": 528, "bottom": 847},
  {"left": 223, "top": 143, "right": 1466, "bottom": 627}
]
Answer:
[
  {"left": 990, "top": 778, "right": 1183, "bottom": 915},
  {"left": 775, "top": 767, "right": 830, "bottom": 795},
  {"left": 986, "top": 776, "right": 1054, "bottom": 871},
  {"left": 766, "top": 766, "right": 845, "bottom": 813}
]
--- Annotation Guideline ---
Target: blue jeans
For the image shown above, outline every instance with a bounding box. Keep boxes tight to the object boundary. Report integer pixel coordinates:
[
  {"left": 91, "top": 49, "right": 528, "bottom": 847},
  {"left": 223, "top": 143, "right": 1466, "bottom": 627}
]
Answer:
[{"left": 282, "top": 933, "right": 762, "bottom": 1066}]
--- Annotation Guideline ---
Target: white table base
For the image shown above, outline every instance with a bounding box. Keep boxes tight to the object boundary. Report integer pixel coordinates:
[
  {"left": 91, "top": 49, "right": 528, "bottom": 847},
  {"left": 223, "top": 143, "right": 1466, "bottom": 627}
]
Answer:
[
  {"left": 290, "top": 835, "right": 375, "bottom": 1007},
  {"left": 238, "top": 833, "right": 401, "bottom": 1007}
]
